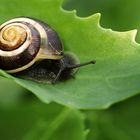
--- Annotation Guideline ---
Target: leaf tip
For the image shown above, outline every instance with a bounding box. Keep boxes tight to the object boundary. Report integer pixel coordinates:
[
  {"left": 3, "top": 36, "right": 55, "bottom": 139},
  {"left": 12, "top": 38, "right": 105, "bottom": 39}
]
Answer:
[
  {"left": 84, "top": 129, "right": 90, "bottom": 139},
  {"left": 131, "top": 29, "right": 138, "bottom": 43},
  {"left": 84, "top": 12, "right": 101, "bottom": 23},
  {"left": 122, "top": 29, "right": 138, "bottom": 44}
]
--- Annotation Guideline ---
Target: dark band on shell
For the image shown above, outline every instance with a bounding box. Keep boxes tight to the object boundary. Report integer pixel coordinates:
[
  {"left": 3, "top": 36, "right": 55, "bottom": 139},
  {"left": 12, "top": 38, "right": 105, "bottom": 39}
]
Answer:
[{"left": 36, "top": 19, "right": 63, "bottom": 55}]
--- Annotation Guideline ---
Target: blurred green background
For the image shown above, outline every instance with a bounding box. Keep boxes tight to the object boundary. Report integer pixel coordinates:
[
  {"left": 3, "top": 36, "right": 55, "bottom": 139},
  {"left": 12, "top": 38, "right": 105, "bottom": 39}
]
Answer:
[{"left": 1, "top": 0, "right": 140, "bottom": 139}]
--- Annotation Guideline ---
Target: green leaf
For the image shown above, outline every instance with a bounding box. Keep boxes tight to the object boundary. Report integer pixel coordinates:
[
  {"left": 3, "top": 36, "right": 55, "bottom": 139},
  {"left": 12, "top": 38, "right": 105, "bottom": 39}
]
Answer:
[
  {"left": 0, "top": 77, "right": 25, "bottom": 107},
  {"left": 85, "top": 94, "right": 140, "bottom": 140},
  {"left": 0, "top": 0, "right": 140, "bottom": 109},
  {"left": 0, "top": 100, "right": 86, "bottom": 140},
  {"left": 63, "top": 0, "right": 140, "bottom": 42}
]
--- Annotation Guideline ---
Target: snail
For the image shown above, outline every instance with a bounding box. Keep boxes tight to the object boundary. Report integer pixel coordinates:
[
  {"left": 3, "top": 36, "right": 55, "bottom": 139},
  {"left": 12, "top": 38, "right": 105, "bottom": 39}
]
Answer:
[{"left": 0, "top": 17, "right": 96, "bottom": 84}]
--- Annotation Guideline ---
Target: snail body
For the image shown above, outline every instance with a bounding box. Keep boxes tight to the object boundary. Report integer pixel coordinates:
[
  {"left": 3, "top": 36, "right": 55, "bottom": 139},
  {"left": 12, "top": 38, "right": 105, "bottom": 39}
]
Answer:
[{"left": 0, "top": 17, "right": 95, "bottom": 83}]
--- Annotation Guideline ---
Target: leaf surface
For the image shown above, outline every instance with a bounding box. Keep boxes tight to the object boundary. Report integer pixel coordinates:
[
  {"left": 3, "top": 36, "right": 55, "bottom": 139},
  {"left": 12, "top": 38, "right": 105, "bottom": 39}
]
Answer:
[{"left": 0, "top": 0, "right": 140, "bottom": 109}]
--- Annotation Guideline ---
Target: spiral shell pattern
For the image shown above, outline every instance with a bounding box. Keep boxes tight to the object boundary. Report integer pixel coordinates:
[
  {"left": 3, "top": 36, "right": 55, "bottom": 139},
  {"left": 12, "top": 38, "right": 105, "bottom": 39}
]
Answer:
[
  {"left": 0, "top": 17, "right": 63, "bottom": 73},
  {"left": 0, "top": 25, "right": 27, "bottom": 51}
]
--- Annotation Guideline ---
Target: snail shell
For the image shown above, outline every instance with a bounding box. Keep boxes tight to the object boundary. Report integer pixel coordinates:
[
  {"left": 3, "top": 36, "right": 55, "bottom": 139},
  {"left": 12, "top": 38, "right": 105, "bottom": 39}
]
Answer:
[{"left": 0, "top": 17, "right": 63, "bottom": 73}]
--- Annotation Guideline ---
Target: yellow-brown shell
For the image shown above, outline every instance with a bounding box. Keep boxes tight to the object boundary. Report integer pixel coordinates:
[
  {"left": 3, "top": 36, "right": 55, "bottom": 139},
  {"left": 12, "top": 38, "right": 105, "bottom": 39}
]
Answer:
[
  {"left": 0, "top": 17, "right": 63, "bottom": 73},
  {"left": 0, "top": 25, "right": 27, "bottom": 51}
]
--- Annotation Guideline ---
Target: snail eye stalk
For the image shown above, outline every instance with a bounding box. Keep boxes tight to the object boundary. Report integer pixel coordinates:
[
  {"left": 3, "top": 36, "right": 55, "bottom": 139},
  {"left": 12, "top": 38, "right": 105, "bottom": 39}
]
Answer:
[
  {"left": 66, "top": 60, "right": 96, "bottom": 69},
  {"left": 52, "top": 60, "right": 96, "bottom": 84}
]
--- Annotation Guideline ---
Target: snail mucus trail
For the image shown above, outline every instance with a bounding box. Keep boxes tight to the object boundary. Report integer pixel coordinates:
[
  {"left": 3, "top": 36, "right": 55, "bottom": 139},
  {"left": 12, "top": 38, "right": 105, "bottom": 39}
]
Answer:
[{"left": 0, "top": 17, "right": 96, "bottom": 84}]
